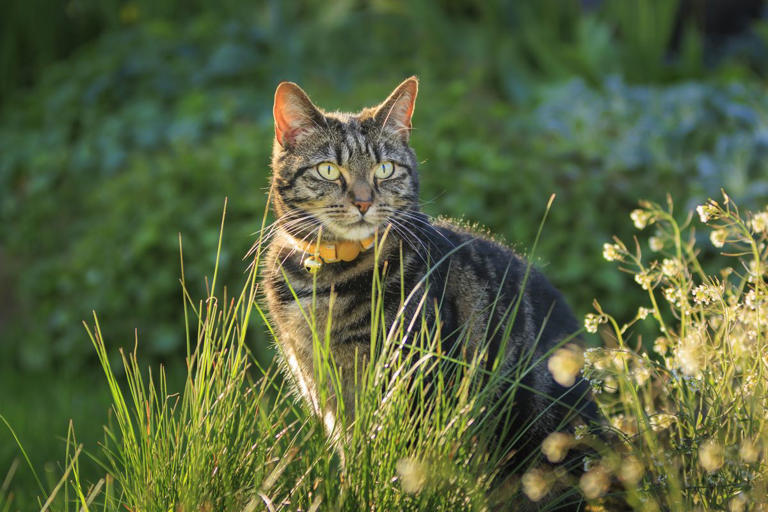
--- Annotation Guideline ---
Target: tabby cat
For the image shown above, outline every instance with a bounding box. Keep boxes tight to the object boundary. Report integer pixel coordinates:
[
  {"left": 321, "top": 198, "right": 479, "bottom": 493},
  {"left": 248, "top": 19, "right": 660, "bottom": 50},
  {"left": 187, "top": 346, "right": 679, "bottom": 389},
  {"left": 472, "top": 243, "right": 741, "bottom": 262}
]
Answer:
[{"left": 262, "top": 77, "right": 595, "bottom": 477}]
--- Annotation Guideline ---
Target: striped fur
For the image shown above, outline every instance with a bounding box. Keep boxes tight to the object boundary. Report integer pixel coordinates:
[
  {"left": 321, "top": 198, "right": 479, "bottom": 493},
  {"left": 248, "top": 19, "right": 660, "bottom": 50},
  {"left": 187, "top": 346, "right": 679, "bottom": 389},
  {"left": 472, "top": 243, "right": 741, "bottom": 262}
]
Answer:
[{"left": 262, "top": 78, "right": 595, "bottom": 467}]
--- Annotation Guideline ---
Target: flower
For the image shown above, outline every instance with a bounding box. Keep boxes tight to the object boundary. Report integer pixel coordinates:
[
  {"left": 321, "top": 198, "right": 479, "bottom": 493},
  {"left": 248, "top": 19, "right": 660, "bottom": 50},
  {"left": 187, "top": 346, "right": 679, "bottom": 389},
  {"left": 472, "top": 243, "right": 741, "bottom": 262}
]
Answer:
[
  {"left": 634, "top": 270, "right": 654, "bottom": 290},
  {"left": 649, "top": 413, "right": 676, "bottom": 432},
  {"left": 396, "top": 457, "right": 427, "bottom": 494},
  {"left": 584, "top": 313, "right": 605, "bottom": 334},
  {"left": 653, "top": 336, "right": 671, "bottom": 355},
  {"left": 548, "top": 345, "right": 585, "bottom": 387},
  {"left": 631, "top": 209, "right": 652, "bottom": 230},
  {"left": 661, "top": 258, "right": 680, "bottom": 277},
  {"left": 580, "top": 465, "right": 610, "bottom": 499},
  {"left": 710, "top": 229, "right": 727, "bottom": 248},
  {"left": 750, "top": 211, "right": 768, "bottom": 233},
  {"left": 740, "top": 439, "right": 761, "bottom": 464},
  {"left": 677, "top": 337, "right": 705, "bottom": 377},
  {"left": 649, "top": 236, "right": 664, "bottom": 251},
  {"left": 619, "top": 456, "right": 644, "bottom": 486},
  {"left": 636, "top": 307, "right": 651, "bottom": 320},
  {"left": 522, "top": 468, "right": 551, "bottom": 502},
  {"left": 692, "top": 284, "right": 719, "bottom": 305},
  {"left": 542, "top": 432, "right": 573, "bottom": 463},
  {"left": 611, "top": 414, "right": 638, "bottom": 437},
  {"left": 602, "top": 243, "right": 622, "bottom": 262},
  {"left": 699, "top": 439, "right": 724, "bottom": 473},
  {"left": 696, "top": 202, "right": 719, "bottom": 223}
]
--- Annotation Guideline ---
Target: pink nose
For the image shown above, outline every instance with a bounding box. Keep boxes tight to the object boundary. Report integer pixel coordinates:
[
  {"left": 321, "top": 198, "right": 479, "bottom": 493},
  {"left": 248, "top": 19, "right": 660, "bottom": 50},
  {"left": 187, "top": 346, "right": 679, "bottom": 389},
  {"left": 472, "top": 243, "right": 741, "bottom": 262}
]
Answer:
[{"left": 354, "top": 199, "right": 372, "bottom": 214}]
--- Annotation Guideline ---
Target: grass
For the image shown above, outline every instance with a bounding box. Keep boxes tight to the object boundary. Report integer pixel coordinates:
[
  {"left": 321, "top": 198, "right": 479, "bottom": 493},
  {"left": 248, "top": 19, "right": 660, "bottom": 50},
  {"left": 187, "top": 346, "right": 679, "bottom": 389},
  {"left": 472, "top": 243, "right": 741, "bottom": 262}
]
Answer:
[{"left": 3, "top": 193, "right": 768, "bottom": 511}]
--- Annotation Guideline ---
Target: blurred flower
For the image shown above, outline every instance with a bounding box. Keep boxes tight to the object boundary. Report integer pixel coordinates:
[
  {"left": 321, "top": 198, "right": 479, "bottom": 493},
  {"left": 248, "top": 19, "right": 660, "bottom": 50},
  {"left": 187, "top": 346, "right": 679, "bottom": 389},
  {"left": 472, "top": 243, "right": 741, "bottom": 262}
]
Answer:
[
  {"left": 653, "top": 336, "right": 671, "bottom": 355},
  {"left": 580, "top": 465, "right": 610, "bottom": 499},
  {"left": 633, "top": 363, "right": 651, "bottom": 386},
  {"left": 661, "top": 258, "right": 681, "bottom": 277},
  {"left": 611, "top": 414, "right": 638, "bottom": 437},
  {"left": 548, "top": 344, "right": 585, "bottom": 387},
  {"left": 542, "top": 432, "right": 572, "bottom": 463},
  {"left": 676, "top": 331, "right": 706, "bottom": 377},
  {"left": 750, "top": 211, "right": 768, "bottom": 233},
  {"left": 649, "top": 413, "right": 676, "bottom": 432},
  {"left": 710, "top": 229, "right": 727, "bottom": 248},
  {"left": 649, "top": 236, "right": 664, "bottom": 251},
  {"left": 697, "top": 202, "right": 718, "bottom": 223},
  {"left": 692, "top": 284, "right": 719, "bottom": 305},
  {"left": 619, "top": 456, "right": 644, "bottom": 486},
  {"left": 631, "top": 209, "right": 652, "bottom": 230},
  {"left": 602, "top": 243, "right": 622, "bottom": 262},
  {"left": 396, "top": 457, "right": 426, "bottom": 494},
  {"left": 729, "top": 493, "right": 748, "bottom": 512},
  {"left": 739, "top": 439, "right": 760, "bottom": 464},
  {"left": 699, "top": 439, "right": 724, "bottom": 473},
  {"left": 637, "top": 307, "right": 651, "bottom": 320},
  {"left": 634, "top": 270, "right": 654, "bottom": 290},
  {"left": 522, "top": 468, "right": 551, "bottom": 502}
]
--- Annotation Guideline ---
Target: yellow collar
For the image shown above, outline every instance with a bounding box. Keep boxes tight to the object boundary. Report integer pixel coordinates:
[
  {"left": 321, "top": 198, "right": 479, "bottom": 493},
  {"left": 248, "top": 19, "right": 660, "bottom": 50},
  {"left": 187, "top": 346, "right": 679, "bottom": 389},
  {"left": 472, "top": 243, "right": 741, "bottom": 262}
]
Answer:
[{"left": 290, "top": 234, "right": 376, "bottom": 272}]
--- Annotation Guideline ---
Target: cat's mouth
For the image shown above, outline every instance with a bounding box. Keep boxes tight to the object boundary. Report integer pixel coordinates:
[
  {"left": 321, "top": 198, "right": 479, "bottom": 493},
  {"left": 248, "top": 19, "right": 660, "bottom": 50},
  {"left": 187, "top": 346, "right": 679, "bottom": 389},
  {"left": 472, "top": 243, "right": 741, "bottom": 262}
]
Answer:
[{"left": 328, "top": 218, "right": 381, "bottom": 241}]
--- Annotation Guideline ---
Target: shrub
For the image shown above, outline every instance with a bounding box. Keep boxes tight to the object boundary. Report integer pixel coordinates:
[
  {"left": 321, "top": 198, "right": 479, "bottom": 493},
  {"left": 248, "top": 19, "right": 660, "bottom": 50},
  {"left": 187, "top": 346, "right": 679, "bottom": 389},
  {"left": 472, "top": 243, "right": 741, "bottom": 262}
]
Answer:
[{"left": 523, "top": 194, "right": 768, "bottom": 509}]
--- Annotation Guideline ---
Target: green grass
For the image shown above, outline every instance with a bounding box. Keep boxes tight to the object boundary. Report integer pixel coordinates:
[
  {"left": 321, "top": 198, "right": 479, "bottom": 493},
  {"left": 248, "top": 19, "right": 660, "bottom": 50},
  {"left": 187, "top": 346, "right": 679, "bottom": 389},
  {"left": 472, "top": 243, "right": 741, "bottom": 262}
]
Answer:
[{"left": 4, "top": 194, "right": 768, "bottom": 511}]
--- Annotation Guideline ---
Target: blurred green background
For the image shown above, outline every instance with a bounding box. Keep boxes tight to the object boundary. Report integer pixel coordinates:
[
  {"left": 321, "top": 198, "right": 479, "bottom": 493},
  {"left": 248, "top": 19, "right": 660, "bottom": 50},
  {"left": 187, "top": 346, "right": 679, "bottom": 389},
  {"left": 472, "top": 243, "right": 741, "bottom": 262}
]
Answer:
[{"left": 3, "top": 0, "right": 768, "bottom": 507}]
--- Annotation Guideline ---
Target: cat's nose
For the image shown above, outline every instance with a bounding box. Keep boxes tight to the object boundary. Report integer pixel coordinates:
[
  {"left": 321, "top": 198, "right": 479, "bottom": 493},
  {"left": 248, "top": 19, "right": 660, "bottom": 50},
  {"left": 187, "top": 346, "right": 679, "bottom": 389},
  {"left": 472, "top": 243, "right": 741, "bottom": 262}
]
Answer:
[
  {"left": 350, "top": 182, "right": 373, "bottom": 214},
  {"left": 354, "top": 199, "right": 372, "bottom": 214}
]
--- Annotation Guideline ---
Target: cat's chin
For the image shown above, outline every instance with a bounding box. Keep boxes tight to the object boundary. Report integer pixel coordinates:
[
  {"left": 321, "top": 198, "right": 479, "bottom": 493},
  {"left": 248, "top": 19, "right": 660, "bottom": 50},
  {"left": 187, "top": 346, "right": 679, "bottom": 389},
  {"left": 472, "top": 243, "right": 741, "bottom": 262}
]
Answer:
[{"left": 329, "top": 220, "right": 379, "bottom": 241}]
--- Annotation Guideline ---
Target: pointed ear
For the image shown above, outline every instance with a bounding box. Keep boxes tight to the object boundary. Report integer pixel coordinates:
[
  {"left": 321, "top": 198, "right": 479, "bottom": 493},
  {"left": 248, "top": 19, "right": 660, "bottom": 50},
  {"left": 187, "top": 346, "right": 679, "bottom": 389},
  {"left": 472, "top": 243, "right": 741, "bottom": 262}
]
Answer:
[
  {"left": 373, "top": 76, "right": 418, "bottom": 142},
  {"left": 273, "top": 82, "right": 324, "bottom": 147}
]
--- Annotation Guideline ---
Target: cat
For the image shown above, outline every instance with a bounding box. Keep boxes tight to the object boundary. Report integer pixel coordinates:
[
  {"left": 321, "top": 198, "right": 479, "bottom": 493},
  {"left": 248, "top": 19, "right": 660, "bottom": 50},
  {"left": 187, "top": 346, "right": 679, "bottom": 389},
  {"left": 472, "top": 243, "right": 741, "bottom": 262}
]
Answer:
[{"left": 262, "top": 77, "right": 596, "bottom": 490}]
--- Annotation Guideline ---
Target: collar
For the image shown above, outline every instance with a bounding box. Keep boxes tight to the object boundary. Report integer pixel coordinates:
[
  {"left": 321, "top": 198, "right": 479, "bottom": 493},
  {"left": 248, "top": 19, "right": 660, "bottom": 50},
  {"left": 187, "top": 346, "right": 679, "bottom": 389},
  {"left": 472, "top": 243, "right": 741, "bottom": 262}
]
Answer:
[{"left": 290, "top": 234, "right": 376, "bottom": 273}]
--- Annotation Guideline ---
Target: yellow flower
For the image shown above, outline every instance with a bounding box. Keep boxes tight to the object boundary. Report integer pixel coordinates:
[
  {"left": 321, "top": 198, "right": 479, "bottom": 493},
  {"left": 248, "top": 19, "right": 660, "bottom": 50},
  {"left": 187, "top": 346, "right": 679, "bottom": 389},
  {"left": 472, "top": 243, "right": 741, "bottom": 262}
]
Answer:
[
  {"left": 661, "top": 258, "right": 680, "bottom": 277},
  {"left": 739, "top": 439, "right": 760, "bottom": 464},
  {"left": 541, "top": 432, "right": 573, "bottom": 463},
  {"left": 584, "top": 313, "right": 605, "bottom": 334},
  {"left": 750, "top": 211, "right": 768, "bottom": 233},
  {"left": 630, "top": 209, "right": 652, "bottom": 230},
  {"left": 699, "top": 439, "right": 724, "bottom": 473},
  {"left": 396, "top": 457, "right": 426, "bottom": 494},
  {"left": 580, "top": 465, "right": 610, "bottom": 499},
  {"left": 548, "top": 344, "right": 585, "bottom": 387},
  {"left": 619, "top": 456, "right": 643, "bottom": 486},
  {"left": 710, "top": 229, "right": 727, "bottom": 248},
  {"left": 522, "top": 468, "right": 551, "bottom": 502},
  {"left": 634, "top": 270, "right": 654, "bottom": 290},
  {"left": 602, "top": 243, "right": 622, "bottom": 262}
]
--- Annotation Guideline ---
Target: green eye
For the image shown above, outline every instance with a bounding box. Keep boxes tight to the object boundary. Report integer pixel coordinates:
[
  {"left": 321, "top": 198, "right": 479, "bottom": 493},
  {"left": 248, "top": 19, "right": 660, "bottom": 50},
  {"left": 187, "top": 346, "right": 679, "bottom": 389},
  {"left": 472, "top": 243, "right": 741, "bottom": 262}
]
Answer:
[
  {"left": 374, "top": 161, "right": 395, "bottom": 179},
  {"left": 316, "top": 162, "right": 341, "bottom": 181}
]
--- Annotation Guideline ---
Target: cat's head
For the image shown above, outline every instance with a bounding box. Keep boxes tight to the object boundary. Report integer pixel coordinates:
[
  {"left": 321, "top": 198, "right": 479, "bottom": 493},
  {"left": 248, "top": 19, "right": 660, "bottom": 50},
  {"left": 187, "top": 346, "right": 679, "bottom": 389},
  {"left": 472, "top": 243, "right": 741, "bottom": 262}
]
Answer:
[{"left": 270, "top": 77, "right": 419, "bottom": 242}]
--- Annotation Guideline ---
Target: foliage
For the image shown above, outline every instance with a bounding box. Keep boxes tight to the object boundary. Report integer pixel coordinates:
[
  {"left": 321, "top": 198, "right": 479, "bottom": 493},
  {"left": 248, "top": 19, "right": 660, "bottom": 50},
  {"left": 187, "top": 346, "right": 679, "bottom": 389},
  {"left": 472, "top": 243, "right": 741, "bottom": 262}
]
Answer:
[
  {"left": 523, "top": 194, "right": 768, "bottom": 509},
  {"left": 3, "top": 4, "right": 768, "bottom": 371}
]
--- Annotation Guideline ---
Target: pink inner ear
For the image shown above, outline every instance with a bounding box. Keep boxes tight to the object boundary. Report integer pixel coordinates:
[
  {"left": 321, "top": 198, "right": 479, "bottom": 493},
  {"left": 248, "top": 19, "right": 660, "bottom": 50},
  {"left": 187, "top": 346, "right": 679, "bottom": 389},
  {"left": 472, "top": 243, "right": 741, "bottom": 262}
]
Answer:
[
  {"left": 273, "top": 84, "right": 312, "bottom": 146},
  {"left": 381, "top": 79, "right": 418, "bottom": 134}
]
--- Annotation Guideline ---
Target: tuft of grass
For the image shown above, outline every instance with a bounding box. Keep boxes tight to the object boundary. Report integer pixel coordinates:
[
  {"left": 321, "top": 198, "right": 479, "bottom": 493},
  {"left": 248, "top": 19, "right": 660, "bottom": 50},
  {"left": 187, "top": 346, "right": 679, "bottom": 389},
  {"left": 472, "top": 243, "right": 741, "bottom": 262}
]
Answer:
[
  {"left": 18, "top": 192, "right": 768, "bottom": 510},
  {"left": 25, "top": 197, "right": 596, "bottom": 511}
]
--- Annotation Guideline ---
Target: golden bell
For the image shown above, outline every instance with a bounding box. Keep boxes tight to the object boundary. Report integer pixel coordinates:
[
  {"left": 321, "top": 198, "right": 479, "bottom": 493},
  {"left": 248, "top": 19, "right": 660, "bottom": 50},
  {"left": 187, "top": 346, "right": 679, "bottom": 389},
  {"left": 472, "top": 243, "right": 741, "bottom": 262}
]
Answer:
[{"left": 303, "top": 256, "right": 323, "bottom": 274}]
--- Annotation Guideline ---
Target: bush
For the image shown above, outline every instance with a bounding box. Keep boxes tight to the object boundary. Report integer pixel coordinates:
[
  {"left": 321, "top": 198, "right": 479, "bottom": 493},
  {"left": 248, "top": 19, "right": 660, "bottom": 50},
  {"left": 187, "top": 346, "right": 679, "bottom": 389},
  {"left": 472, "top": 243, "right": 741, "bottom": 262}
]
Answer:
[
  {"left": 523, "top": 194, "right": 768, "bottom": 509},
  {"left": 2, "top": 9, "right": 768, "bottom": 370}
]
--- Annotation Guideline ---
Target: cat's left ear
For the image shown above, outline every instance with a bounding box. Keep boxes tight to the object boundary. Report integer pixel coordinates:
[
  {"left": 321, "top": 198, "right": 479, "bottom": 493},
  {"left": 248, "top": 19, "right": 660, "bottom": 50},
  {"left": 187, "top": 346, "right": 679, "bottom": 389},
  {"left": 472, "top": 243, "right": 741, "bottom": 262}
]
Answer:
[{"left": 374, "top": 76, "right": 418, "bottom": 142}]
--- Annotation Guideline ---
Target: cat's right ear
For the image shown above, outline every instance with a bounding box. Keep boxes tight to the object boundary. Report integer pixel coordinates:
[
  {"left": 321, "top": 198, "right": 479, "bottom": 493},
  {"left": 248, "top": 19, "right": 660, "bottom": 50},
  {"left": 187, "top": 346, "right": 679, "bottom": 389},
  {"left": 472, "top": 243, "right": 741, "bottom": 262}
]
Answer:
[{"left": 273, "top": 82, "right": 323, "bottom": 147}]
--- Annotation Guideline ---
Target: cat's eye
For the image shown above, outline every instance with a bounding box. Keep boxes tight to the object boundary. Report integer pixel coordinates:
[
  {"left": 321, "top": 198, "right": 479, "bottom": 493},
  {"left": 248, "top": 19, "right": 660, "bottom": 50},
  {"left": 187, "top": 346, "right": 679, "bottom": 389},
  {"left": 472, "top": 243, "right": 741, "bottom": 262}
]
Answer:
[
  {"left": 374, "top": 161, "right": 395, "bottom": 179},
  {"left": 315, "top": 162, "right": 341, "bottom": 181}
]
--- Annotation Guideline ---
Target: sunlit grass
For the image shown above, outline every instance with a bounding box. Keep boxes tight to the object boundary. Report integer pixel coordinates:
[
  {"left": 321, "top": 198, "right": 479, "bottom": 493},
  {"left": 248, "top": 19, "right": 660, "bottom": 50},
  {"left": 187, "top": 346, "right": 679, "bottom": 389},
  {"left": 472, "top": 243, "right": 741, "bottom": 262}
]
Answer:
[{"left": 5, "top": 192, "right": 767, "bottom": 510}]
